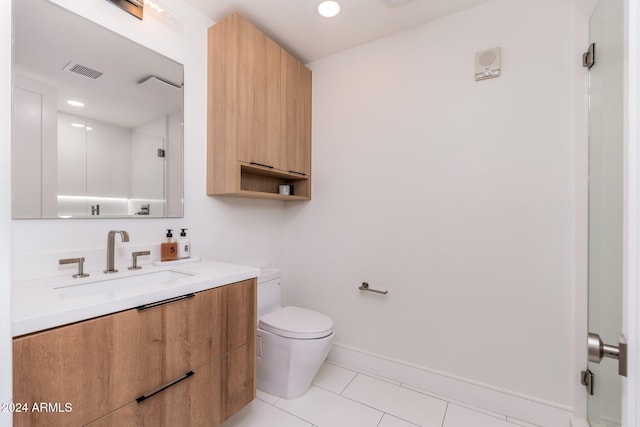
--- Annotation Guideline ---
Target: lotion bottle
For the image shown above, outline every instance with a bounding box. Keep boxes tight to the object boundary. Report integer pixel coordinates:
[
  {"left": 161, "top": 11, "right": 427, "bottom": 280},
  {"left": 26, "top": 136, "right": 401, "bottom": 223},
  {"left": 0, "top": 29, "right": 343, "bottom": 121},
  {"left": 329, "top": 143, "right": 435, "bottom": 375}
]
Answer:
[
  {"left": 178, "top": 228, "right": 191, "bottom": 259},
  {"left": 161, "top": 229, "right": 178, "bottom": 262}
]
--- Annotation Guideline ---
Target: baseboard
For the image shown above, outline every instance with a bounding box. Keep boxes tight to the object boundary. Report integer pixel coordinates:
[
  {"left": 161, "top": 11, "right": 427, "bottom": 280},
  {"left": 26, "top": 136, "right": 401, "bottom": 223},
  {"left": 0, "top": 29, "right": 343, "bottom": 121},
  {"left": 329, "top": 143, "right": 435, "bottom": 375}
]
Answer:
[{"left": 327, "top": 343, "right": 574, "bottom": 427}]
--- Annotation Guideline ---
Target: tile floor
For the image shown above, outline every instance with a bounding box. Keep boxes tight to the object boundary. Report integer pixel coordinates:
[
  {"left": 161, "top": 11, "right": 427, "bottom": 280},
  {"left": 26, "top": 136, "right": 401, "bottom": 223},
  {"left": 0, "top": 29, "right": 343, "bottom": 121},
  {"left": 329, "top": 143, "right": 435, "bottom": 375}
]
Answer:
[{"left": 221, "top": 362, "right": 540, "bottom": 427}]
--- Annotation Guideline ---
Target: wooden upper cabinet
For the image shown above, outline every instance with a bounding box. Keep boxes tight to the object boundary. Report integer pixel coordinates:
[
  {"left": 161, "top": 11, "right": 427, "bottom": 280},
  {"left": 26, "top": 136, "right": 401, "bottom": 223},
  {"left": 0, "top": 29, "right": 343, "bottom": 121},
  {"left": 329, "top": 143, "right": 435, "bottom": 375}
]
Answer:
[
  {"left": 280, "top": 49, "right": 312, "bottom": 177},
  {"left": 207, "top": 13, "right": 312, "bottom": 200},
  {"left": 236, "top": 17, "right": 282, "bottom": 170}
]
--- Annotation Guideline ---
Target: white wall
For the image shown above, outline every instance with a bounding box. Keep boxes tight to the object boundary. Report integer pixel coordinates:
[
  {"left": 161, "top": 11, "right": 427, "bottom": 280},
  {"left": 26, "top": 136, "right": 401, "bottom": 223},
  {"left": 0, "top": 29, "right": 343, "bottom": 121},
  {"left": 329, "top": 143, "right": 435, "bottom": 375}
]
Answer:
[
  {"left": 285, "top": 0, "right": 579, "bottom": 411},
  {"left": 9, "top": 0, "right": 287, "bottom": 283}
]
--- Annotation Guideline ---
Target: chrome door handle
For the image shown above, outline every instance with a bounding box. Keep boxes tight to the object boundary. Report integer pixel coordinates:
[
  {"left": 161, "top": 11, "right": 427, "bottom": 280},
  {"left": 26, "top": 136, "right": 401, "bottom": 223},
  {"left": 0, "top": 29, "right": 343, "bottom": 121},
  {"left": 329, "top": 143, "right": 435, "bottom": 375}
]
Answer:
[{"left": 588, "top": 332, "right": 627, "bottom": 377}]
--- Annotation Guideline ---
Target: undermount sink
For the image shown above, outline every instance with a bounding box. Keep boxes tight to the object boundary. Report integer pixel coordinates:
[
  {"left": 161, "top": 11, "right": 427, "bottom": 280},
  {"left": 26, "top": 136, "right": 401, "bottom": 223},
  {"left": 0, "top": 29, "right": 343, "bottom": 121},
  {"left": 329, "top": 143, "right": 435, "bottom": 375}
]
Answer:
[{"left": 53, "top": 270, "right": 194, "bottom": 298}]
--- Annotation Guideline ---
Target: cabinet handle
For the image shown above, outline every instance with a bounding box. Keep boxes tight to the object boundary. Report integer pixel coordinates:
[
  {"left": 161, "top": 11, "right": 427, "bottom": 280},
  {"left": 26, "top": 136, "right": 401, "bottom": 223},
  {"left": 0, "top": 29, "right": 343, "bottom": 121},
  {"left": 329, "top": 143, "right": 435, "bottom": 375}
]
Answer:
[
  {"left": 136, "top": 371, "right": 194, "bottom": 403},
  {"left": 136, "top": 293, "right": 195, "bottom": 311},
  {"left": 288, "top": 170, "right": 308, "bottom": 176},
  {"left": 250, "top": 162, "right": 274, "bottom": 169}
]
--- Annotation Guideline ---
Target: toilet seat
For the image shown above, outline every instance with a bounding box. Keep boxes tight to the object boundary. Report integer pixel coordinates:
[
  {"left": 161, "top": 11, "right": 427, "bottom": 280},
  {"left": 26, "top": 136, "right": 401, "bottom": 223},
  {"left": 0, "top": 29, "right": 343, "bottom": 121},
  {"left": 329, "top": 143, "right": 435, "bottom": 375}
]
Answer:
[{"left": 259, "top": 306, "right": 334, "bottom": 339}]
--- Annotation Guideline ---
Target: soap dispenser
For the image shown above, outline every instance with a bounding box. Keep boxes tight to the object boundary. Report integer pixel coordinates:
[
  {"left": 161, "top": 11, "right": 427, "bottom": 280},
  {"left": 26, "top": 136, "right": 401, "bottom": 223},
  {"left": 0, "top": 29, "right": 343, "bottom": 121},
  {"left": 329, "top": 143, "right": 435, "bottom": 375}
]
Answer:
[
  {"left": 178, "top": 228, "right": 191, "bottom": 259},
  {"left": 161, "top": 229, "right": 178, "bottom": 262}
]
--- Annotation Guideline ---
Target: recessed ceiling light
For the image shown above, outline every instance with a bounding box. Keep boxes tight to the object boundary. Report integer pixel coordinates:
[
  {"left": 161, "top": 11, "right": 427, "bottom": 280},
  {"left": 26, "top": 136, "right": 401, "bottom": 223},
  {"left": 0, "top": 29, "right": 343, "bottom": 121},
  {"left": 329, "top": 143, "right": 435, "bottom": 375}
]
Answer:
[
  {"left": 71, "top": 123, "right": 85, "bottom": 128},
  {"left": 317, "top": 0, "right": 341, "bottom": 18},
  {"left": 66, "top": 100, "right": 84, "bottom": 107}
]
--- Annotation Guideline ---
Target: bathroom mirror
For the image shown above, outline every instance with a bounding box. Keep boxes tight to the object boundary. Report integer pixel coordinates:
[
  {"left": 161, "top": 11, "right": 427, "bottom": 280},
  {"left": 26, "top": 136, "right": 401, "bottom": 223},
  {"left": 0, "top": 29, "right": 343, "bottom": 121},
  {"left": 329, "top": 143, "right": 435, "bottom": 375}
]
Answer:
[{"left": 11, "top": 0, "right": 184, "bottom": 218}]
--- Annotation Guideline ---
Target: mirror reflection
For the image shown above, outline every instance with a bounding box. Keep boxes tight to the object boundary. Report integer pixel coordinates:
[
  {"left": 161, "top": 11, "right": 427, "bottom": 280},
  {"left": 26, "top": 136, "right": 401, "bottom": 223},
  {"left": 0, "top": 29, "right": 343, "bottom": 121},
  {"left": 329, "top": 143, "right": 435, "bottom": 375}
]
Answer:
[{"left": 12, "top": 0, "right": 184, "bottom": 218}]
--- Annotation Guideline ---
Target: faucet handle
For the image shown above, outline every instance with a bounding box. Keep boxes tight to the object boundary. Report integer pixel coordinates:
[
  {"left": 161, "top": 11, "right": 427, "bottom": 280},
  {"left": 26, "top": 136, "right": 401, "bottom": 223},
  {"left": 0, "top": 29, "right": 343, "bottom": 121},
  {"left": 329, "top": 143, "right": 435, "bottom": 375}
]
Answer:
[
  {"left": 59, "top": 257, "right": 89, "bottom": 278},
  {"left": 128, "top": 251, "right": 151, "bottom": 270}
]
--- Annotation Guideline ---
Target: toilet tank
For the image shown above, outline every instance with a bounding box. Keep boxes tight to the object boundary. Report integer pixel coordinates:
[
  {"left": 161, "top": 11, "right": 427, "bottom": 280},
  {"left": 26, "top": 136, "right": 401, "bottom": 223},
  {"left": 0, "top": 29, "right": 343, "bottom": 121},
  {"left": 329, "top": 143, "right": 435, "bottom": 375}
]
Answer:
[{"left": 258, "top": 268, "right": 282, "bottom": 318}]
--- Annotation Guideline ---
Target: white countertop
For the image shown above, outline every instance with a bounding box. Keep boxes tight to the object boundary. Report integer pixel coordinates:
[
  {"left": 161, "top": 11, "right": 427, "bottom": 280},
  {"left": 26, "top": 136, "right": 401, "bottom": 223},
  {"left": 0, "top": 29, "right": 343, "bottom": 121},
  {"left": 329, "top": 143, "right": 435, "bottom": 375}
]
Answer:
[{"left": 12, "top": 259, "right": 260, "bottom": 337}]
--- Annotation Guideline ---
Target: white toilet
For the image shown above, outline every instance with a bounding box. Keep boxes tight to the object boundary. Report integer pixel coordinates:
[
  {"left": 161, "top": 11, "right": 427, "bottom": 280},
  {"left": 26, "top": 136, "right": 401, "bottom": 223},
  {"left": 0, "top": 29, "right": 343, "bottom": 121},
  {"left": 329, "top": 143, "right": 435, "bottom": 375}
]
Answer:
[{"left": 257, "top": 268, "right": 335, "bottom": 399}]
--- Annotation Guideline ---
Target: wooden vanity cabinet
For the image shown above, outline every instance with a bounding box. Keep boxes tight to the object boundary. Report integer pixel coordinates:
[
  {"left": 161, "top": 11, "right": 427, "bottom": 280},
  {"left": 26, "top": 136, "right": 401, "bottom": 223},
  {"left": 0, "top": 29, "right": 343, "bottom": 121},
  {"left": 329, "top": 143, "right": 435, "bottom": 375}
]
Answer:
[
  {"left": 207, "top": 13, "right": 312, "bottom": 200},
  {"left": 13, "top": 279, "right": 256, "bottom": 427}
]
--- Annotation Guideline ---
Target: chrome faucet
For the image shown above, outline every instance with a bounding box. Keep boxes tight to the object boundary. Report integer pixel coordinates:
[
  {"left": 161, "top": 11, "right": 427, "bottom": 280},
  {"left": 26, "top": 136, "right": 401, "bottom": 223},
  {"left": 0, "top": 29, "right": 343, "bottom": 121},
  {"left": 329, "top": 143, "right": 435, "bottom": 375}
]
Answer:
[{"left": 104, "top": 230, "right": 130, "bottom": 273}]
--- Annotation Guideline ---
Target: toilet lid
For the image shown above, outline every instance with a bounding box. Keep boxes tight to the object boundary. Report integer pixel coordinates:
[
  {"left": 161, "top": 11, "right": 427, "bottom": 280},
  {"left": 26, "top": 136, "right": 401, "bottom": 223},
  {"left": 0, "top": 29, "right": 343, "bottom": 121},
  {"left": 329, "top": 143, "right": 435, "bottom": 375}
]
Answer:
[{"left": 259, "top": 306, "right": 334, "bottom": 339}]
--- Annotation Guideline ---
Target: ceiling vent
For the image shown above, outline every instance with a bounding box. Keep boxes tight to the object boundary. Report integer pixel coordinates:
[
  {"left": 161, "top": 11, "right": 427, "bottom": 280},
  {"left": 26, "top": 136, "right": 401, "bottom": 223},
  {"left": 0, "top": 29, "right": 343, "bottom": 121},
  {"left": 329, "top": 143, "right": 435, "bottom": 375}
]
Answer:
[
  {"left": 63, "top": 61, "right": 103, "bottom": 80},
  {"left": 138, "top": 75, "right": 183, "bottom": 97}
]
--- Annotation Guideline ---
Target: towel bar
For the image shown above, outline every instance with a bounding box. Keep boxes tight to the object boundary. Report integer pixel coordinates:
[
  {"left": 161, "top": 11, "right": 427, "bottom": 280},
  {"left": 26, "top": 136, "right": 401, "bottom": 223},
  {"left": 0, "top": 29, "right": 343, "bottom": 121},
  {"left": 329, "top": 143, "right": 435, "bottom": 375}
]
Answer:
[{"left": 358, "top": 282, "right": 388, "bottom": 295}]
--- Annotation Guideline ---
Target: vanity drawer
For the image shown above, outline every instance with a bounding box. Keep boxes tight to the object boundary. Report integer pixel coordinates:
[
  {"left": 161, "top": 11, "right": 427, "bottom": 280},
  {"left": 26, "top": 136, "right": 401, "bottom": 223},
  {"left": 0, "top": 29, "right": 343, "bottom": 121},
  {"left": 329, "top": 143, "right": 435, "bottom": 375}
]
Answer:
[
  {"left": 13, "top": 289, "right": 223, "bottom": 427},
  {"left": 84, "top": 360, "right": 221, "bottom": 427},
  {"left": 14, "top": 307, "right": 161, "bottom": 426},
  {"left": 157, "top": 287, "right": 224, "bottom": 381}
]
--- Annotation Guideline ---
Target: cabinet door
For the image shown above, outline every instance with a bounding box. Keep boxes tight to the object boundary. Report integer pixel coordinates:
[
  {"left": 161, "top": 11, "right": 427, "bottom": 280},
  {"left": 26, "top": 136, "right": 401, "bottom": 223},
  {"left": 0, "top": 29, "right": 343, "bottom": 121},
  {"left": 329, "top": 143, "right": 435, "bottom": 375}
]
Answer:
[
  {"left": 221, "top": 344, "right": 255, "bottom": 422},
  {"left": 86, "top": 361, "right": 221, "bottom": 427},
  {"left": 224, "top": 278, "right": 256, "bottom": 352},
  {"left": 207, "top": 13, "right": 239, "bottom": 195},
  {"left": 236, "top": 15, "right": 283, "bottom": 170},
  {"left": 280, "top": 49, "right": 312, "bottom": 176},
  {"left": 221, "top": 279, "right": 256, "bottom": 421},
  {"left": 13, "top": 307, "right": 164, "bottom": 427}
]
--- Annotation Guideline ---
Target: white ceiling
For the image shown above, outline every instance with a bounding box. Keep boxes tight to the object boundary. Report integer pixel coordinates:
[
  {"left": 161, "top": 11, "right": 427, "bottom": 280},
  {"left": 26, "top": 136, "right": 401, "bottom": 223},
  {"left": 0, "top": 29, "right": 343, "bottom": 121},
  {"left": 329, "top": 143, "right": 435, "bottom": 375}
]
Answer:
[{"left": 182, "top": 0, "right": 493, "bottom": 64}]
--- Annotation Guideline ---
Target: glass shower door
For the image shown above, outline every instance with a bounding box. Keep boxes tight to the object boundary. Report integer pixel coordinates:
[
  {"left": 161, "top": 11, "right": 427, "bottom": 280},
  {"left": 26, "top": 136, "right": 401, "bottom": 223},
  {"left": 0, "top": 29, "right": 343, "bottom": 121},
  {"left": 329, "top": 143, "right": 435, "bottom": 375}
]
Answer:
[{"left": 587, "top": 0, "right": 624, "bottom": 425}]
